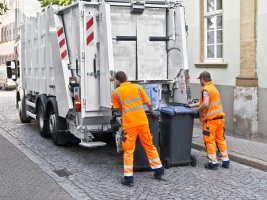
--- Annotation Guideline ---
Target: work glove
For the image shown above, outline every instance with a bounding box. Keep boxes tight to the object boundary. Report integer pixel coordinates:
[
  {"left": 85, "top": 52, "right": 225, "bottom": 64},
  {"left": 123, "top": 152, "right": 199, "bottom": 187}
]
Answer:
[
  {"left": 192, "top": 108, "right": 199, "bottom": 115},
  {"left": 115, "top": 128, "right": 123, "bottom": 153},
  {"left": 151, "top": 111, "right": 160, "bottom": 118}
]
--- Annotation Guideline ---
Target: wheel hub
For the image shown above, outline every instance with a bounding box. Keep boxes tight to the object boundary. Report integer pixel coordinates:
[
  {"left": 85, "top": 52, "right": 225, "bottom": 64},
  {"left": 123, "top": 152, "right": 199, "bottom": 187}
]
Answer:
[
  {"left": 39, "top": 107, "right": 44, "bottom": 128},
  {"left": 49, "top": 114, "right": 56, "bottom": 133}
]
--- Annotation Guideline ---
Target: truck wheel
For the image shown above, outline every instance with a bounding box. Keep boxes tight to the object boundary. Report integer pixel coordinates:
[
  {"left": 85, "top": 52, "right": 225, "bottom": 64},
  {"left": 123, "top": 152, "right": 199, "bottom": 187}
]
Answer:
[
  {"left": 37, "top": 102, "right": 49, "bottom": 138},
  {"left": 18, "top": 90, "right": 31, "bottom": 123},
  {"left": 48, "top": 106, "right": 60, "bottom": 146}
]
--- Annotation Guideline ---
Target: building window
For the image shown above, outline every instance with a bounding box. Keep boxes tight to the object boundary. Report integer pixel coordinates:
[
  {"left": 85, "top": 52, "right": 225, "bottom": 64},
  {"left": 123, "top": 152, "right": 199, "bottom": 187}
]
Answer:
[
  {"left": 204, "top": 0, "right": 222, "bottom": 62},
  {"left": 1, "top": 27, "right": 3, "bottom": 42},
  {"left": 9, "top": 24, "right": 11, "bottom": 41},
  {"left": 13, "top": 22, "right": 16, "bottom": 40},
  {"left": 4, "top": 26, "right": 8, "bottom": 42}
]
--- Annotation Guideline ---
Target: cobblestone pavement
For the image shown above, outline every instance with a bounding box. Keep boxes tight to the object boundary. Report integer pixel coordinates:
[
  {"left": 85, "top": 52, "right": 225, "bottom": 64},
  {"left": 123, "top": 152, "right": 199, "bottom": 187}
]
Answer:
[{"left": 0, "top": 90, "right": 267, "bottom": 200}]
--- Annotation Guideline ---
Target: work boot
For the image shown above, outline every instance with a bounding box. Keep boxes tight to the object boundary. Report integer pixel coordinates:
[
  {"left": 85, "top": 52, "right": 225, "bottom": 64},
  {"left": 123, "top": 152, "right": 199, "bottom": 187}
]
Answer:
[
  {"left": 154, "top": 172, "right": 164, "bottom": 180},
  {"left": 121, "top": 178, "right": 134, "bottom": 187},
  {"left": 222, "top": 160, "right": 230, "bottom": 168},
  {"left": 204, "top": 162, "right": 219, "bottom": 170}
]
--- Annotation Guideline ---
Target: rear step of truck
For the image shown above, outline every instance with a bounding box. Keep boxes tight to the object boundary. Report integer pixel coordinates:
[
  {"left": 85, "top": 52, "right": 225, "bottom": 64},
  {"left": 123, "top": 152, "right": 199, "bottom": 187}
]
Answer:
[{"left": 79, "top": 141, "right": 107, "bottom": 148}]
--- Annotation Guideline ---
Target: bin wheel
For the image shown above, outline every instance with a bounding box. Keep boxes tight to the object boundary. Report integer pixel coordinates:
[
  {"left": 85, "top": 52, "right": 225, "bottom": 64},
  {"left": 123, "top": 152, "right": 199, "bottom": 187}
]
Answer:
[
  {"left": 190, "top": 155, "right": 197, "bottom": 166},
  {"left": 163, "top": 158, "right": 171, "bottom": 169}
]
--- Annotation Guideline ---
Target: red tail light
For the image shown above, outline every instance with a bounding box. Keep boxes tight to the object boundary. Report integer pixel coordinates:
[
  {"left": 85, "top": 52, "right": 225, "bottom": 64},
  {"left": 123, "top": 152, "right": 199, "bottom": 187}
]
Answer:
[{"left": 75, "top": 100, "right": 81, "bottom": 112}]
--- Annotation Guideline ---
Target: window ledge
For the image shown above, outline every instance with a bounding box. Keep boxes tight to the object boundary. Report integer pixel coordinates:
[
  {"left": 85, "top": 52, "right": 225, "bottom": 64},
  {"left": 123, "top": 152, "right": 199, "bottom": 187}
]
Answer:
[{"left": 194, "top": 62, "right": 228, "bottom": 68}]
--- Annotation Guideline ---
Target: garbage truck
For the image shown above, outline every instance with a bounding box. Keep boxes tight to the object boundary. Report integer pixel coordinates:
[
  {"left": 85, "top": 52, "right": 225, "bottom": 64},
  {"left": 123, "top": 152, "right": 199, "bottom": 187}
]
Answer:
[{"left": 15, "top": 0, "right": 191, "bottom": 148}]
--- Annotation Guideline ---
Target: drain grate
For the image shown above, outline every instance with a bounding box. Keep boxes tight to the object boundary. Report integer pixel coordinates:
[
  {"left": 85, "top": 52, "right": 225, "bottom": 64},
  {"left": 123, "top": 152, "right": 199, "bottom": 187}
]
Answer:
[{"left": 53, "top": 169, "right": 72, "bottom": 177}]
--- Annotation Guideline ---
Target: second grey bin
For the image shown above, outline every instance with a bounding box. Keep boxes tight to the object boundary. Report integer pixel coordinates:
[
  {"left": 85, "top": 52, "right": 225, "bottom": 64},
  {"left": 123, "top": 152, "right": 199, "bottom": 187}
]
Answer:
[{"left": 159, "top": 106, "right": 196, "bottom": 168}]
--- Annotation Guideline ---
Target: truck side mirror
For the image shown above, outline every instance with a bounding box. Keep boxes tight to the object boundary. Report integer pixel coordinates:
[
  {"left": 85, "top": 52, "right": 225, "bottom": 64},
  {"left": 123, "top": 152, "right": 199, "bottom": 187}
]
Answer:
[
  {"left": 6, "top": 61, "right": 11, "bottom": 66},
  {"left": 6, "top": 67, "right": 12, "bottom": 79},
  {"left": 15, "top": 60, "right": 20, "bottom": 79},
  {"left": 17, "top": 67, "right": 20, "bottom": 78}
]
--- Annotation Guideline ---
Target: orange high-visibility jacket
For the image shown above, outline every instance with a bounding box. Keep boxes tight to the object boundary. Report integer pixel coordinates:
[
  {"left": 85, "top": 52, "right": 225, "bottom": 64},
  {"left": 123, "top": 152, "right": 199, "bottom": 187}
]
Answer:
[
  {"left": 112, "top": 82, "right": 149, "bottom": 130},
  {"left": 199, "top": 81, "right": 225, "bottom": 122}
]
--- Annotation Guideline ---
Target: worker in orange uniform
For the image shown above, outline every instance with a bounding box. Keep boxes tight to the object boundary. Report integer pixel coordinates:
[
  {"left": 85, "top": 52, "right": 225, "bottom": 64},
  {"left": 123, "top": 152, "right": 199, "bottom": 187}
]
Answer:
[
  {"left": 189, "top": 71, "right": 230, "bottom": 170},
  {"left": 112, "top": 71, "right": 164, "bottom": 187}
]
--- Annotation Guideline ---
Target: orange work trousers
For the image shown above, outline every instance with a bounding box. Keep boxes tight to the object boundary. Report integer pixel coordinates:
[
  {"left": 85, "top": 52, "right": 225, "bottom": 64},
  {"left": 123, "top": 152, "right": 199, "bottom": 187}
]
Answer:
[
  {"left": 202, "top": 119, "right": 229, "bottom": 164},
  {"left": 122, "top": 124, "right": 162, "bottom": 177}
]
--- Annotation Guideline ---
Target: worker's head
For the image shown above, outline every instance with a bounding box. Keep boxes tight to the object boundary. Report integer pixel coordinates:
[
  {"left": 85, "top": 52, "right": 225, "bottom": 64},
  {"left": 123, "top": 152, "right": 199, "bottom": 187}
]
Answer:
[
  {"left": 197, "top": 71, "right": 212, "bottom": 86},
  {"left": 115, "top": 71, "right": 127, "bottom": 85}
]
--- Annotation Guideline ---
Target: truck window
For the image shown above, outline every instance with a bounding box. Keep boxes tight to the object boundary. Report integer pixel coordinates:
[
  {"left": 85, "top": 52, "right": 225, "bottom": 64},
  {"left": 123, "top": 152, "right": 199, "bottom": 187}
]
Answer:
[{"left": 7, "top": 67, "right": 12, "bottom": 79}]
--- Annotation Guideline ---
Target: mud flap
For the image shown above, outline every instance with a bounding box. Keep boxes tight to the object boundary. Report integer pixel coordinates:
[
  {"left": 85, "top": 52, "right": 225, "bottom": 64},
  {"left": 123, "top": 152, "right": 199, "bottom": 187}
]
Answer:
[{"left": 56, "top": 130, "right": 72, "bottom": 145}]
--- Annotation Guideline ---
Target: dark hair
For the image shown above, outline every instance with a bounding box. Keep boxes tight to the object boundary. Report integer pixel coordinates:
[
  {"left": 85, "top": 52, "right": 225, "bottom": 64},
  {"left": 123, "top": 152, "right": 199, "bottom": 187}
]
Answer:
[
  {"left": 198, "top": 71, "right": 212, "bottom": 82},
  {"left": 115, "top": 71, "right": 127, "bottom": 83}
]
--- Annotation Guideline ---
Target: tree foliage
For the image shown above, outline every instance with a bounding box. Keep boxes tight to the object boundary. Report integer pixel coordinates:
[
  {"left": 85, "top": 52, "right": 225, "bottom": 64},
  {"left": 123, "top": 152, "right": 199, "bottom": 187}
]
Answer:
[
  {"left": 0, "top": 3, "right": 8, "bottom": 15},
  {"left": 38, "top": 0, "right": 72, "bottom": 10}
]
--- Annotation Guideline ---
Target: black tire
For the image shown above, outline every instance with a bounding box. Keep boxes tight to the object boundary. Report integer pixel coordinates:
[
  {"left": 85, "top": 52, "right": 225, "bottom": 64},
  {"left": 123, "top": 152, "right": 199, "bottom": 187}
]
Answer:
[
  {"left": 18, "top": 90, "right": 31, "bottom": 123},
  {"left": 47, "top": 97, "right": 70, "bottom": 146},
  {"left": 163, "top": 157, "right": 171, "bottom": 169},
  {"left": 48, "top": 106, "right": 60, "bottom": 145},
  {"left": 37, "top": 101, "right": 49, "bottom": 138},
  {"left": 190, "top": 155, "right": 197, "bottom": 166}
]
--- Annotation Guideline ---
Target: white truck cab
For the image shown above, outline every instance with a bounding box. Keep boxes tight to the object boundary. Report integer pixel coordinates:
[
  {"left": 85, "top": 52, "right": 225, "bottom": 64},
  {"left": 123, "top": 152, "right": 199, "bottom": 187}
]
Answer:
[{"left": 0, "top": 62, "right": 17, "bottom": 90}]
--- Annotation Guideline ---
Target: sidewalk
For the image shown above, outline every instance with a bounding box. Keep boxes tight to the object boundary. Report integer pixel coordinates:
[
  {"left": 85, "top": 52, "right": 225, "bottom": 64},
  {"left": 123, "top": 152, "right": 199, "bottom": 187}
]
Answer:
[
  {"left": 0, "top": 128, "right": 74, "bottom": 200},
  {"left": 192, "top": 125, "right": 267, "bottom": 172}
]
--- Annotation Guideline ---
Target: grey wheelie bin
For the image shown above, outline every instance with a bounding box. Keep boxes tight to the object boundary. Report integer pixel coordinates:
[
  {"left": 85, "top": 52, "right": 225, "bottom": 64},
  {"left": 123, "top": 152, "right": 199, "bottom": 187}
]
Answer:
[
  {"left": 134, "top": 113, "right": 160, "bottom": 170},
  {"left": 159, "top": 106, "right": 196, "bottom": 168},
  {"left": 133, "top": 84, "right": 160, "bottom": 170}
]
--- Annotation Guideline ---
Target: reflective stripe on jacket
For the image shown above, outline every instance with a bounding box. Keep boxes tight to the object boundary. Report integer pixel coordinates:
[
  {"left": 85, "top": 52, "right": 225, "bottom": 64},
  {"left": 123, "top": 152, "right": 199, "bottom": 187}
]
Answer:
[
  {"left": 112, "top": 82, "right": 149, "bottom": 130},
  {"left": 199, "top": 81, "right": 225, "bottom": 122}
]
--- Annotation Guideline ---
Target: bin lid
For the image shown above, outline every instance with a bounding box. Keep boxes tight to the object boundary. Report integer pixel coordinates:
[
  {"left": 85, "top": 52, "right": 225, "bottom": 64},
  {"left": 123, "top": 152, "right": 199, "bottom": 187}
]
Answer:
[{"left": 159, "top": 106, "right": 194, "bottom": 115}]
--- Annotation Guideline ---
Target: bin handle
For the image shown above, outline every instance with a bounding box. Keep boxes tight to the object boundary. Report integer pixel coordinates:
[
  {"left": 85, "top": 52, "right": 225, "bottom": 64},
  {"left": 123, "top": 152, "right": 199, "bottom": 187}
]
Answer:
[{"left": 152, "top": 86, "right": 158, "bottom": 92}]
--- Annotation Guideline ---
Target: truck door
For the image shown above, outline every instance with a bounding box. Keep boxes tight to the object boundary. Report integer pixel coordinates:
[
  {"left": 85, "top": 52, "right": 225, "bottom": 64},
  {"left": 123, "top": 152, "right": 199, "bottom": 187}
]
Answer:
[
  {"left": 97, "top": 3, "right": 115, "bottom": 109},
  {"left": 109, "top": 6, "right": 137, "bottom": 80},
  {"left": 97, "top": 4, "right": 137, "bottom": 109},
  {"left": 136, "top": 8, "right": 167, "bottom": 80},
  {"left": 108, "top": 6, "right": 167, "bottom": 81},
  {"left": 84, "top": 4, "right": 112, "bottom": 111}
]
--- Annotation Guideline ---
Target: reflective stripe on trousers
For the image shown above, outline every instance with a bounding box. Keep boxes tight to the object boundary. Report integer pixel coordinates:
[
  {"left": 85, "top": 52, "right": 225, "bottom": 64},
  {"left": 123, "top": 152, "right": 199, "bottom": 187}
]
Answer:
[
  {"left": 202, "top": 119, "right": 229, "bottom": 164},
  {"left": 122, "top": 124, "right": 162, "bottom": 177}
]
